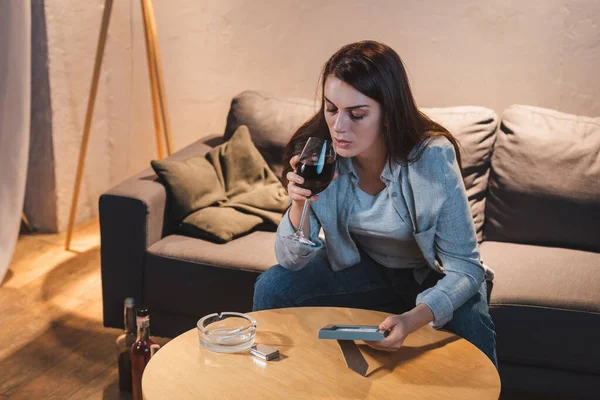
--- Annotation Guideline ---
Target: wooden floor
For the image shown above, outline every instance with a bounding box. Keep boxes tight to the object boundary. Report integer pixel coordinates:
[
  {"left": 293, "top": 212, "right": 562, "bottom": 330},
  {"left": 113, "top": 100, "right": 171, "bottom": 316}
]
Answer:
[{"left": 0, "top": 219, "right": 169, "bottom": 400}]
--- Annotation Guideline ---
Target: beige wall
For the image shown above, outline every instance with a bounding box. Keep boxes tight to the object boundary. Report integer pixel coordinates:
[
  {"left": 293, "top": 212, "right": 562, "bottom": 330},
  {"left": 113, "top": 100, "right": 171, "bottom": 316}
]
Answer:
[
  {"left": 41, "top": 0, "right": 600, "bottom": 231},
  {"left": 43, "top": 0, "right": 132, "bottom": 231}
]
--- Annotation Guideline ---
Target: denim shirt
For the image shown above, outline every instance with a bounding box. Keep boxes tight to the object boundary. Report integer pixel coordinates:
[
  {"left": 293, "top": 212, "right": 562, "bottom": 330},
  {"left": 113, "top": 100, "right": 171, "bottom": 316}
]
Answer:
[{"left": 275, "top": 136, "right": 490, "bottom": 328}]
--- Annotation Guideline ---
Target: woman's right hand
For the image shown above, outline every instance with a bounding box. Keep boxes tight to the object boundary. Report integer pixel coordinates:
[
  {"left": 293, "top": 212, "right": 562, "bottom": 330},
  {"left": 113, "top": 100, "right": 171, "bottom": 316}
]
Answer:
[
  {"left": 286, "top": 155, "right": 318, "bottom": 203},
  {"left": 285, "top": 154, "right": 336, "bottom": 232}
]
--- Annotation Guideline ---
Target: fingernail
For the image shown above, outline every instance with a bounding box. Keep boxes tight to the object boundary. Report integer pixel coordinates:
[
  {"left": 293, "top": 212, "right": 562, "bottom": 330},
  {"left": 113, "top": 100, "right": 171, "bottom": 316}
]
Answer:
[{"left": 297, "top": 178, "right": 304, "bottom": 184}]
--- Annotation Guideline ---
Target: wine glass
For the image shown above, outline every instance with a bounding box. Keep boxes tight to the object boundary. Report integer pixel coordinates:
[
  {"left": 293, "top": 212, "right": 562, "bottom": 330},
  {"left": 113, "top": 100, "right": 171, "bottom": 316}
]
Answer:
[{"left": 285, "top": 137, "right": 337, "bottom": 246}]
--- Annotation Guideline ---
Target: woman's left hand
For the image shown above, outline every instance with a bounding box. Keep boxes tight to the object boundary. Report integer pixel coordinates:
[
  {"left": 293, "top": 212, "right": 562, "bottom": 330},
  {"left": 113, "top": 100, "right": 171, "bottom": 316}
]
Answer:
[{"left": 365, "top": 314, "right": 411, "bottom": 351}]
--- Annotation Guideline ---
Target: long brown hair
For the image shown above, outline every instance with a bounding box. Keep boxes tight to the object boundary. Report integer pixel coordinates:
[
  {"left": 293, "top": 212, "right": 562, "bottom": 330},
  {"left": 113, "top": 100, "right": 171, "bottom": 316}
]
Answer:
[{"left": 282, "top": 40, "right": 462, "bottom": 187}]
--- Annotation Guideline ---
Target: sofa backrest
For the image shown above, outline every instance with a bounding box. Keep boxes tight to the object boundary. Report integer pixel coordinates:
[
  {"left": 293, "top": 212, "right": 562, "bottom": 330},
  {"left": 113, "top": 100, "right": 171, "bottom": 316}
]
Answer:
[
  {"left": 484, "top": 105, "right": 600, "bottom": 252},
  {"left": 421, "top": 107, "right": 498, "bottom": 242},
  {"left": 224, "top": 91, "right": 317, "bottom": 178},
  {"left": 224, "top": 90, "right": 499, "bottom": 242}
]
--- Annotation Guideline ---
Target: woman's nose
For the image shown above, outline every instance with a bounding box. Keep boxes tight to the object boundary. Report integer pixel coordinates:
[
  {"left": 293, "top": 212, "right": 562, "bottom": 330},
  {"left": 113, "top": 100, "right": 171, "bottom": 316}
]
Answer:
[{"left": 333, "top": 113, "right": 346, "bottom": 133}]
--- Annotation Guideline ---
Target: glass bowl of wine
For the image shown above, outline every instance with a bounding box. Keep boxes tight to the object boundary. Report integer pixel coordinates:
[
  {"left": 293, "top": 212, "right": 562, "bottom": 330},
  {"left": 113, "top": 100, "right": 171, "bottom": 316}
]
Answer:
[{"left": 285, "top": 137, "right": 337, "bottom": 245}]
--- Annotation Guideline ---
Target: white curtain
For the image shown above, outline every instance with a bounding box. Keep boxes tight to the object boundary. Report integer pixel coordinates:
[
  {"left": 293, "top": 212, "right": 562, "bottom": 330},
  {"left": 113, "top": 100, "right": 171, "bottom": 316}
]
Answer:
[{"left": 0, "top": 1, "right": 31, "bottom": 285}]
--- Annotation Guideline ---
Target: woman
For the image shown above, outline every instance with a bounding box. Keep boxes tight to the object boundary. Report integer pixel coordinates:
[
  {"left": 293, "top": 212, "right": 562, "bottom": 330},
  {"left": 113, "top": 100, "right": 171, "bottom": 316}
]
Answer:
[{"left": 252, "top": 40, "right": 497, "bottom": 367}]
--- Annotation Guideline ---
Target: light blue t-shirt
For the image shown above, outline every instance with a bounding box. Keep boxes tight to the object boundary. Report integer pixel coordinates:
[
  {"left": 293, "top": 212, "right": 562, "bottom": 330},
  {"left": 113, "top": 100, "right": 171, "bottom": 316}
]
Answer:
[{"left": 348, "top": 184, "right": 427, "bottom": 269}]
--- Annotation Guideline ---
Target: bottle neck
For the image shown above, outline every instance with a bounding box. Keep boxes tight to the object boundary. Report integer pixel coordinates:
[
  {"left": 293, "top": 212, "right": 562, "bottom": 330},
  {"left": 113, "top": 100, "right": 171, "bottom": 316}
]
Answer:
[
  {"left": 124, "top": 306, "right": 136, "bottom": 334},
  {"left": 136, "top": 316, "right": 151, "bottom": 340}
]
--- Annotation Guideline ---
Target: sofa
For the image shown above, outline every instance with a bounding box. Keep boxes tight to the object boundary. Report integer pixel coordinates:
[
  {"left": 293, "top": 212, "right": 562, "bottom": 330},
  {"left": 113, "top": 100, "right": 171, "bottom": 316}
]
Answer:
[{"left": 100, "top": 90, "right": 600, "bottom": 399}]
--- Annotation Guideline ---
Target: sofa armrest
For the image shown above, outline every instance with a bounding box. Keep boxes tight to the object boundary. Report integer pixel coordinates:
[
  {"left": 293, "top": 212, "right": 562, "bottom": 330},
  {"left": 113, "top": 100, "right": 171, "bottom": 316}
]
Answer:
[
  {"left": 100, "top": 134, "right": 222, "bottom": 329},
  {"left": 100, "top": 172, "right": 168, "bottom": 329}
]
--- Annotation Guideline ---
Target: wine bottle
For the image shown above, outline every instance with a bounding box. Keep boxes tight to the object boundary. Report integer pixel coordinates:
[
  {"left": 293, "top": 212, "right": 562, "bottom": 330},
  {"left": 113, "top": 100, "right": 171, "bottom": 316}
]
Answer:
[
  {"left": 116, "top": 297, "right": 136, "bottom": 392},
  {"left": 131, "top": 307, "right": 159, "bottom": 400}
]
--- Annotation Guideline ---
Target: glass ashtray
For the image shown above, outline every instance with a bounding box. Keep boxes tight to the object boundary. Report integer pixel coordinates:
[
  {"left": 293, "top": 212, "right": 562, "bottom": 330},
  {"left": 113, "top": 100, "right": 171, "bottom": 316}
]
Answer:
[{"left": 197, "top": 312, "right": 257, "bottom": 353}]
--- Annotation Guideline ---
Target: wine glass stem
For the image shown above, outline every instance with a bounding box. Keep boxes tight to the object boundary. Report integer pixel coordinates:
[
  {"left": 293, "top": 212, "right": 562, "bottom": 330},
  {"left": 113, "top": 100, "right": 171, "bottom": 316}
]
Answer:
[{"left": 297, "top": 199, "right": 311, "bottom": 238}]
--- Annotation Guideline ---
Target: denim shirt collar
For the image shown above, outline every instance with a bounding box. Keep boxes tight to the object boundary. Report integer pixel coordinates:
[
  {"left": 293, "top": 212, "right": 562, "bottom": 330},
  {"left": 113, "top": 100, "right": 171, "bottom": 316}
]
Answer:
[{"left": 338, "top": 156, "right": 402, "bottom": 183}]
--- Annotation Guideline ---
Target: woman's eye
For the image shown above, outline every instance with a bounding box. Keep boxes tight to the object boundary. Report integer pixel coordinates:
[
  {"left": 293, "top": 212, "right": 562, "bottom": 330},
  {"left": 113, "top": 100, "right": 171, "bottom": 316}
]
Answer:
[{"left": 326, "top": 107, "right": 363, "bottom": 120}]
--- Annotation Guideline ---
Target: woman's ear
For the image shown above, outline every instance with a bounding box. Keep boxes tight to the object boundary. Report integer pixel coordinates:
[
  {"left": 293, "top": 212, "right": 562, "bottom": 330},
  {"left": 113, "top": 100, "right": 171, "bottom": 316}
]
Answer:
[
  {"left": 382, "top": 118, "right": 389, "bottom": 132},
  {"left": 381, "top": 113, "right": 389, "bottom": 128}
]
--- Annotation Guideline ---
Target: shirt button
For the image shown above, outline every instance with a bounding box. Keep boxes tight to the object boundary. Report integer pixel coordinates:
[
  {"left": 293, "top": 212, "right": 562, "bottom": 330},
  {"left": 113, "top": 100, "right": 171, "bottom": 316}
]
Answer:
[{"left": 391, "top": 192, "right": 398, "bottom": 198}]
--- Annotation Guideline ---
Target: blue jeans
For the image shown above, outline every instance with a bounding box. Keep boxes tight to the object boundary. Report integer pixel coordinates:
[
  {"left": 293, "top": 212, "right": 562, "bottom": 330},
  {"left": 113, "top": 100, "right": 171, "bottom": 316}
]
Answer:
[{"left": 253, "top": 250, "right": 498, "bottom": 368}]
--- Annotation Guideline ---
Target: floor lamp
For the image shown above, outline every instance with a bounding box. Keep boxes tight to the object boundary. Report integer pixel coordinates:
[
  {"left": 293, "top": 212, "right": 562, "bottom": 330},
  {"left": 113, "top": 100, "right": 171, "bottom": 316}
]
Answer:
[{"left": 65, "top": 0, "right": 173, "bottom": 250}]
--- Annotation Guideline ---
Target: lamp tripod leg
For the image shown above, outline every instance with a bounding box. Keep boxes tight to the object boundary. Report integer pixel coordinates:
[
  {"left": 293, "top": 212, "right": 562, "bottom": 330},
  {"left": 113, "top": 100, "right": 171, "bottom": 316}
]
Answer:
[
  {"left": 65, "top": 0, "right": 114, "bottom": 251},
  {"left": 143, "top": 0, "right": 174, "bottom": 156},
  {"left": 141, "top": 0, "right": 165, "bottom": 160},
  {"left": 21, "top": 212, "right": 31, "bottom": 232}
]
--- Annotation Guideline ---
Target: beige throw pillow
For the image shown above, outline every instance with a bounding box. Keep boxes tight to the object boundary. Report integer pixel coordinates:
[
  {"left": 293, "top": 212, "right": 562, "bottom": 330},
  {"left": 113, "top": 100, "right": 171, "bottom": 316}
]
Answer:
[{"left": 152, "top": 126, "right": 289, "bottom": 243}]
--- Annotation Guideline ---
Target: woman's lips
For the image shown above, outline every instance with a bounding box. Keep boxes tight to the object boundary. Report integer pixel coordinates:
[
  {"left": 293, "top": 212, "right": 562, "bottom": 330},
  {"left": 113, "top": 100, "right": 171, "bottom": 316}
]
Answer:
[{"left": 333, "top": 138, "right": 352, "bottom": 149}]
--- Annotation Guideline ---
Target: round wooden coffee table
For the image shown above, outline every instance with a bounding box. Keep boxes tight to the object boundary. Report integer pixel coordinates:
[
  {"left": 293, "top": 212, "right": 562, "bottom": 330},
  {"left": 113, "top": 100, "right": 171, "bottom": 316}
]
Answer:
[{"left": 142, "top": 307, "right": 500, "bottom": 399}]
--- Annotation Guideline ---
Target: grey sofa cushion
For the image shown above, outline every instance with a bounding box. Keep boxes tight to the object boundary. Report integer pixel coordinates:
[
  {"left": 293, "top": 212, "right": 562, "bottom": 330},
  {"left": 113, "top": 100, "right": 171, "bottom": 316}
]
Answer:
[
  {"left": 422, "top": 107, "right": 498, "bottom": 242},
  {"left": 147, "top": 232, "right": 277, "bottom": 273},
  {"left": 144, "top": 232, "right": 277, "bottom": 319},
  {"left": 484, "top": 105, "right": 600, "bottom": 252},
  {"left": 224, "top": 91, "right": 317, "bottom": 178},
  {"left": 481, "top": 241, "right": 600, "bottom": 374}
]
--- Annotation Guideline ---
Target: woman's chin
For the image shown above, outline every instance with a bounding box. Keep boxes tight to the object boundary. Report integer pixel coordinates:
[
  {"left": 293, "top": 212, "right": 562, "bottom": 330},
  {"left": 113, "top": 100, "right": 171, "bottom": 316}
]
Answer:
[{"left": 334, "top": 147, "right": 355, "bottom": 158}]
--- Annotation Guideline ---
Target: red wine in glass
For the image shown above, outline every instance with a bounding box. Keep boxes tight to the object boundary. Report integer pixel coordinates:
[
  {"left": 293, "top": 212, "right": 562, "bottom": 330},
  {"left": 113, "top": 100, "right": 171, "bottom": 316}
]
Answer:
[
  {"left": 284, "top": 137, "right": 336, "bottom": 246},
  {"left": 296, "top": 155, "right": 336, "bottom": 194}
]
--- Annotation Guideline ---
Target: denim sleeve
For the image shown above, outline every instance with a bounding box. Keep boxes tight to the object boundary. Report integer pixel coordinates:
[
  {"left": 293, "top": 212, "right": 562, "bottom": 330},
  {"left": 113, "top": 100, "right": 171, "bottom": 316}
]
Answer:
[
  {"left": 416, "top": 144, "right": 485, "bottom": 328},
  {"left": 274, "top": 204, "right": 324, "bottom": 271}
]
